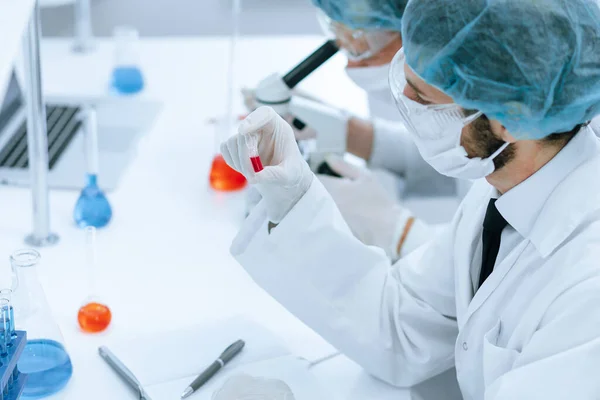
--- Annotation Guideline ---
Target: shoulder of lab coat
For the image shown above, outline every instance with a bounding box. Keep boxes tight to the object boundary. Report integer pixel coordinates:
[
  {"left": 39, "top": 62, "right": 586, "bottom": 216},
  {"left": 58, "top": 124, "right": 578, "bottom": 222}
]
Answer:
[
  {"left": 232, "top": 178, "right": 466, "bottom": 387},
  {"left": 370, "top": 118, "right": 457, "bottom": 196}
]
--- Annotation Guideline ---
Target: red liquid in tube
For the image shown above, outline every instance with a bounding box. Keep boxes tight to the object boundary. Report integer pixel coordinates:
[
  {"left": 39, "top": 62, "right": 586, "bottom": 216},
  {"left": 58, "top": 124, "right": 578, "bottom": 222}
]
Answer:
[{"left": 251, "top": 156, "right": 264, "bottom": 173}]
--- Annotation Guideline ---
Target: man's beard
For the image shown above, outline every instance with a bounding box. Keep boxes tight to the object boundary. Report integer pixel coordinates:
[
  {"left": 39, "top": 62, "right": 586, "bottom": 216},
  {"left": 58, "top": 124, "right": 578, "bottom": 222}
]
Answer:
[{"left": 462, "top": 115, "right": 515, "bottom": 171}]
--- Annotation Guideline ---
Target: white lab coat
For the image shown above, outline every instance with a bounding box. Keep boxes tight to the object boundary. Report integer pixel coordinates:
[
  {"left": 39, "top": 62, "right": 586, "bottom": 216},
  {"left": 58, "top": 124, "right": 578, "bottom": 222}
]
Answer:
[{"left": 231, "top": 126, "right": 600, "bottom": 399}]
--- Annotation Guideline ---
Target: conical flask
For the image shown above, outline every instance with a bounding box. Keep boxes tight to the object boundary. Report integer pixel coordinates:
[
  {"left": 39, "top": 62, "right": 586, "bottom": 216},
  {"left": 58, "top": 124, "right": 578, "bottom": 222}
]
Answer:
[{"left": 10, "top": 249, "right": 73, "bottom": 398}]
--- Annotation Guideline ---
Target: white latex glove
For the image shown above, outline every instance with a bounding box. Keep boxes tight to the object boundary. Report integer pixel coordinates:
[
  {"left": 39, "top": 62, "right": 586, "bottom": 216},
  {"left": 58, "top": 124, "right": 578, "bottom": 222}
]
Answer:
[
  {"left": 221, "top": 106, "right": 314, "bottom": 223},
  {"left": 318, "top": 155, "right": 431, "bottom": 261}
]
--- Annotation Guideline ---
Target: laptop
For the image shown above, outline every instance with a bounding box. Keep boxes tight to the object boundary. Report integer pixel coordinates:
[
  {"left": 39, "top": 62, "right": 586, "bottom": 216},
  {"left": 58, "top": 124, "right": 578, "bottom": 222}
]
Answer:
[{"left": 0, "top": 71, "right": 160, "bottom": 191}]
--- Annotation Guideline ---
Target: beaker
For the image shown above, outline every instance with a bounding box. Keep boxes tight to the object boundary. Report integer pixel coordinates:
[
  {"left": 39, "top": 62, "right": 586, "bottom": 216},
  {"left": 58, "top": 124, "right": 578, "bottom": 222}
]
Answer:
[
  {"left": 77, "top": 227, "right": 112, "bottom": 333},
  {"left": 10, "top": 249, "right": 73, "bottom": 398},
  {"left": 111, "top": 26, "right": 144, "bottom": 94}
]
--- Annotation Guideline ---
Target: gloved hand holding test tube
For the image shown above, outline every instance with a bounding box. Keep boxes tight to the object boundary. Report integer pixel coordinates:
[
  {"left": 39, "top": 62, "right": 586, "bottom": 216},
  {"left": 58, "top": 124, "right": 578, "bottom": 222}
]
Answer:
[{"left": 222, "top": 107, "right": 313, "bottom": 224}]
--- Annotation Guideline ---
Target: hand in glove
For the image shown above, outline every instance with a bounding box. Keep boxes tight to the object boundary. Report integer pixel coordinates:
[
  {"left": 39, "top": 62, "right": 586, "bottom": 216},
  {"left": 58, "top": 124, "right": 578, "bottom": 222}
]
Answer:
[
  {"left": 318, "top": 155, "right": 431, "bottom": 261},
  {"left": 221, "top": 106, "right": 314, "bottom": 223}
]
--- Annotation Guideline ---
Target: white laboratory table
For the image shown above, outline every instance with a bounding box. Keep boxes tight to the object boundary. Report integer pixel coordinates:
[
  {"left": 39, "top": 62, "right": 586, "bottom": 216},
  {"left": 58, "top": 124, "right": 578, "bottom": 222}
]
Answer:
[{"left": 0, "top": 36, "right": 462, "bottom": 400}]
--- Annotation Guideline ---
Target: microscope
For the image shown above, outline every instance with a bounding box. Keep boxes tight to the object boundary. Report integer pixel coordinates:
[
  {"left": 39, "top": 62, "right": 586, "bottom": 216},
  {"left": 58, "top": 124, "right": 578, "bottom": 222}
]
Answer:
[{"left": 252, "top": 40, "right": 347, "bottom": 176}]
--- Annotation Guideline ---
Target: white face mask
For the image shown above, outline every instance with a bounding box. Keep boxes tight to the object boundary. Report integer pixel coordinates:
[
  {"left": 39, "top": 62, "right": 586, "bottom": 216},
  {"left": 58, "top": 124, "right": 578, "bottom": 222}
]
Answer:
[
  {"left": 345, "top": 64, "right": 391, "bottom": 92},
  {"left": 388, "top": 50, "right": 508, "bottom": 180},
  {"left": 407, "top": 106, "right": 509, "bottom": 180}
]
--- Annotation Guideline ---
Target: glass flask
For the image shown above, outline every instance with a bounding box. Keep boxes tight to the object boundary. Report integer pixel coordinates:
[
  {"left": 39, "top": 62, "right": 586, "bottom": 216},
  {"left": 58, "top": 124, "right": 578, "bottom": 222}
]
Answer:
[
  {"left": 73, "top": 107, "right": 113, "bottom": 228},
  {"left": 209, "top": 118, "right": 247, "bottom": 191},
  {"left": 10, "top": 249, "right": 73, "bottom": 399},
  {"left": 77, "top": 227, "right": 112, "bottom": 333},
  {"left": 111, "top": 26, "right": 144, "bottom": 94},
  {"left": 209, "top": 0, "right": 247, "bottom": 192}
]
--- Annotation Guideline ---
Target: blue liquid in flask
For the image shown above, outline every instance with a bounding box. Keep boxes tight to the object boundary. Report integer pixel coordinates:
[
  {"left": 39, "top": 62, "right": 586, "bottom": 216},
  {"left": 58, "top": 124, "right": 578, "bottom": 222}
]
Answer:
[
  {"left": 112, "top": 66, "right": 144, "bottom": 94},
  {"left": 74, "top": 174, "right": 112, "bottom": 228},
  {"left": 19, "top": 339, "right": 73, "bottom": 399}
]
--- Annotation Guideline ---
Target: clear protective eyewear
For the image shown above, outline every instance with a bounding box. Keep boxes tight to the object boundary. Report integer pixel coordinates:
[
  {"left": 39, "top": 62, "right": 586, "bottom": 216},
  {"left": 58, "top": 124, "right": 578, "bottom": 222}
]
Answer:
[
  {"left": 316, "top": 9, "right": 399, "bottom": 61},
  {"left": 389, "top": 49, "right": 482, "bottom": 140}
]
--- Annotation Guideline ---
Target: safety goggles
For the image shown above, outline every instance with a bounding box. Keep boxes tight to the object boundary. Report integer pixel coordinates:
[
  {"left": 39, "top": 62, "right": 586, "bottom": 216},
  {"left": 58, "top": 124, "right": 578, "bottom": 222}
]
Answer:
[
  {"left": 389, "top": 49, "right": 482, "bottom": 140},
  {"left": 316, "top": 9, "right": 400, "bottom": 61}
]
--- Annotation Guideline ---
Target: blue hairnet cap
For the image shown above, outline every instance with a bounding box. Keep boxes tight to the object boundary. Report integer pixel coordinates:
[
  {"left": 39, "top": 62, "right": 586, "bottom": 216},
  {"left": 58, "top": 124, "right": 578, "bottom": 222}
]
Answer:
[
  {"left": 311, "top": 0, "right": 407, "bottom": 31},
  {"left": 401, "top": 0, "right": 600, "bottom": 139}
]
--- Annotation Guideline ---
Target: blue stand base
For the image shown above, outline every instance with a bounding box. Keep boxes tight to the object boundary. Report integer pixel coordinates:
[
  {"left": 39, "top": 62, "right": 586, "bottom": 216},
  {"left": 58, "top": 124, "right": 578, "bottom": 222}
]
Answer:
[{"left": 0, "top": 331, "right": 28, "bottom": 400}]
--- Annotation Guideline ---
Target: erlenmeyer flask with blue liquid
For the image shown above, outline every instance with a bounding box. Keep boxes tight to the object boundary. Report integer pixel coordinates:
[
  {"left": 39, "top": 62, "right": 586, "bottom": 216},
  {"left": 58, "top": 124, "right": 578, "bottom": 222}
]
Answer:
[
  {"left": 10, "top": 249, "right": 73, "bottom": 399},
  {"left": 73, "top": 107, "right": 112, "bottom": 228}
]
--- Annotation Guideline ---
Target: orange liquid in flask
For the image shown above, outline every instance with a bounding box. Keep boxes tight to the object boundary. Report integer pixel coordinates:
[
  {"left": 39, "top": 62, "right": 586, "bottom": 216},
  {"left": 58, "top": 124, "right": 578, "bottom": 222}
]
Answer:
[
  {"left": 78, "top": 302, "right": 112, "bottom": 333},
  {"left": 209, "top": 154, "right": 247, "bottom": 191}
]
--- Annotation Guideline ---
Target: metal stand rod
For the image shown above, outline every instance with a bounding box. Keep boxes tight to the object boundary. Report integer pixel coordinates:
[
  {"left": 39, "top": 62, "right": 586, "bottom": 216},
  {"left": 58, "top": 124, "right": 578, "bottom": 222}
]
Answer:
[
  {"left": 22, "top": 1, "right": 59, "bottom": 247},
  {"left": 72, "top": 0, "right": 94, "bottom": 53}
]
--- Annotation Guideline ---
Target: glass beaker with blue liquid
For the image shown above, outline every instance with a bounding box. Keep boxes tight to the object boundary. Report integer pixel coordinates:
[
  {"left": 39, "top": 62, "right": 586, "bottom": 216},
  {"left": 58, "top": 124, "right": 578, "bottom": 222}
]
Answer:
[
  {"left": 111, "top": 26, "right": 144, "bottom": 94},
  {"left": 10, "top": 249, "right": 73, "bottom": 399}
]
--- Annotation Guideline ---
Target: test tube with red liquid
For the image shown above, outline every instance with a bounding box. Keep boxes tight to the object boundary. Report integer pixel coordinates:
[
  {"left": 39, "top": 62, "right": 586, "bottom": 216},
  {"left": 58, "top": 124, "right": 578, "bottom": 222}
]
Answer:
[{"left": 246, "top": 134, "right": 264, "bottom": 173}]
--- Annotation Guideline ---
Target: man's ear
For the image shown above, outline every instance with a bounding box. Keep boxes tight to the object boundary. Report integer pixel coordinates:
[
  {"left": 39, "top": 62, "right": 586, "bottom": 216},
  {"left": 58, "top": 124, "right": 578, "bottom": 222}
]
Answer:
[{"left": 490, "top": 119, "right": 517, "bottom": 143}]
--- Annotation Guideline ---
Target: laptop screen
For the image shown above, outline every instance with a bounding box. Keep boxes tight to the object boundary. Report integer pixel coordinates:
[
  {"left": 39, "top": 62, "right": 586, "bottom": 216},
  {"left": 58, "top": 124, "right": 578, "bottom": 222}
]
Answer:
[{"left": 0, "top": 71, "right": 23, "bottom": 134}]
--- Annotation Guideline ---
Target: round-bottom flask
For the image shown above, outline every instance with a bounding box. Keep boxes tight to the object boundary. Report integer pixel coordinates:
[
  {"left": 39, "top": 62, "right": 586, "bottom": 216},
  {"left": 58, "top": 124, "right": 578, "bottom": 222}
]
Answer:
[{"left": 77, "top": 227, "right": 112, "bottom": 334}]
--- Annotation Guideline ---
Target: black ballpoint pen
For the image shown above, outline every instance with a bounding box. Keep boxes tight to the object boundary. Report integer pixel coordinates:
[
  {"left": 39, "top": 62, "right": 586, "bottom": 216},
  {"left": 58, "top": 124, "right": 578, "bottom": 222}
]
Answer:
[{"left": 180, "top": 339, "right": 245, "bottom": 399}]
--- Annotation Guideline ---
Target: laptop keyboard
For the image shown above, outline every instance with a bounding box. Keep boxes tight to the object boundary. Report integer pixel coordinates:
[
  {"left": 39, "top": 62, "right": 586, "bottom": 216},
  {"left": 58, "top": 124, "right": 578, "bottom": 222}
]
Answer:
[{"left": 0, "top": 105, "right": 82, "bottom": 170}]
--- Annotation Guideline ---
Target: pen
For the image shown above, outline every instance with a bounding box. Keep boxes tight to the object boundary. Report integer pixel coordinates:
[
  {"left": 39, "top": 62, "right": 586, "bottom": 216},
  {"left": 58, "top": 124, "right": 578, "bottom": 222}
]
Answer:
[
  {"left": 180, "top": 339, "right": 245, "bottom": 399},
  {"left": 98, "top": 346, "right": 152, "bottom": 400}
]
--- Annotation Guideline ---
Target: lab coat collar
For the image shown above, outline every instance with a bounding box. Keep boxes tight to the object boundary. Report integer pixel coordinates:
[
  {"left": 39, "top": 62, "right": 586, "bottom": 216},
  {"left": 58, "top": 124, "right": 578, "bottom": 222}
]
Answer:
[{"left": 495, "top": 126, "right": 600, "bottom": 257}]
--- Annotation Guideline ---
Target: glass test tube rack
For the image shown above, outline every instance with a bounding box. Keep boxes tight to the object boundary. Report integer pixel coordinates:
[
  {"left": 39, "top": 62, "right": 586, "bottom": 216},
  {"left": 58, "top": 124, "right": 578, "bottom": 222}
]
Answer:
[{"left": 0, "top": 331, "right": 28, "bottom": 400}]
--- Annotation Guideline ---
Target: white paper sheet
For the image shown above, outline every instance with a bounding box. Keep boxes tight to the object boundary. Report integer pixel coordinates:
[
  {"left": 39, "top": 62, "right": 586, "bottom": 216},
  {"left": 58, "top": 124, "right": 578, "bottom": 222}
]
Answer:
[{"left": 109, "top": 317, "right": 290, "bottom": 386}]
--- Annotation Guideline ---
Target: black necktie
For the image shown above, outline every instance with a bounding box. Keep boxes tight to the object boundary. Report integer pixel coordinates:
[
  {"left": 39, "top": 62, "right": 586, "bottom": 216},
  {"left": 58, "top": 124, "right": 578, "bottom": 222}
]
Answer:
[{"left": 478, "top": 199, "right": 508, "bottom": 289}]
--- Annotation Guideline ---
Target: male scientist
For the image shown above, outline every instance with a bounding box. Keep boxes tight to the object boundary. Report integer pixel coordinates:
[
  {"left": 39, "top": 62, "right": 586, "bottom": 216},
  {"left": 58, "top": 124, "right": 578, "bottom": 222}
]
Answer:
[{"left": 222, "top": 0, "right": 600, "bottom": 398}]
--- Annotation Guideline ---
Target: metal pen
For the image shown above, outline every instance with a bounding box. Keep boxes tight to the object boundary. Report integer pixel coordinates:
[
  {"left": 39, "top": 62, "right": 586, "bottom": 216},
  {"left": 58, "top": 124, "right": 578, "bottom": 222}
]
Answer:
[
  {"left": 98, "top": 346, "right": 152, "bottom": 400},
  {"left": 180, "top": 339, "right": 245, "bottom": 399}
]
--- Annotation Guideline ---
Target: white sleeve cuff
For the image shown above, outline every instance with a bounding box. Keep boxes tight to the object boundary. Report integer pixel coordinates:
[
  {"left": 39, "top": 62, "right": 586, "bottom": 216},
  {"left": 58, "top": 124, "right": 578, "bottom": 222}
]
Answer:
[
  {"left": 386, "top": 206, "right": 436, "bottom": 261},
  {"left": 369, "top": 118, "right": 415, "bottom": 176},
  {"left": 399, "top": 218, "right": 433, "bottom": 259}
]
